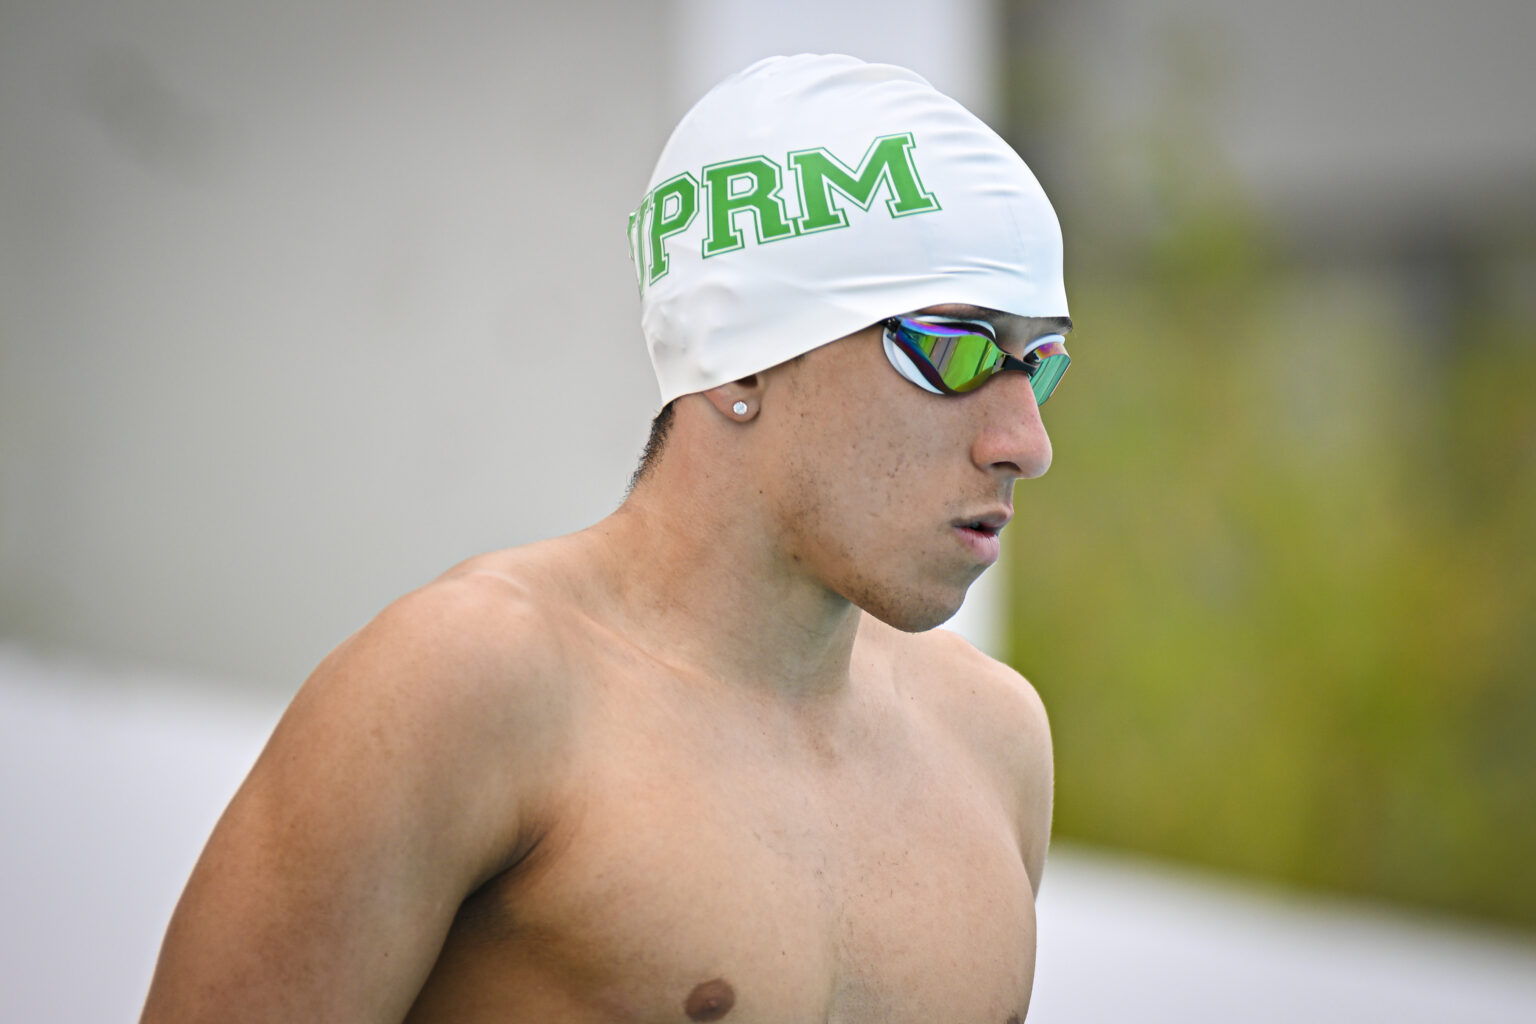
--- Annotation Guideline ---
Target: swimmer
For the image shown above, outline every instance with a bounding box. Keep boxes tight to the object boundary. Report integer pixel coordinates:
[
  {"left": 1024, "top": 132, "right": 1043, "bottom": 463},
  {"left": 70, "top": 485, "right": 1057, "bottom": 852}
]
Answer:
[{"left": 141, "top": 54, "right": 1073, "bottom": 1023}]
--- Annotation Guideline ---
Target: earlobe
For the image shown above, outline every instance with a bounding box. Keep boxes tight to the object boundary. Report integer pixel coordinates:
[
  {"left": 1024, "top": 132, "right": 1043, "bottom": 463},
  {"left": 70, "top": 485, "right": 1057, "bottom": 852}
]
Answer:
[{"left": 702, "top": 375, "right": 761, "bottom": 421}]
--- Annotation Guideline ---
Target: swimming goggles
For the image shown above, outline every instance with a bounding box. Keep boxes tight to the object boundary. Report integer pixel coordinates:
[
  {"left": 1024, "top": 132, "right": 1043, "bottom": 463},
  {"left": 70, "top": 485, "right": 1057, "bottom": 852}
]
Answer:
[{"left": 882, "top": 316, "right": 1070, "bottom": 405}]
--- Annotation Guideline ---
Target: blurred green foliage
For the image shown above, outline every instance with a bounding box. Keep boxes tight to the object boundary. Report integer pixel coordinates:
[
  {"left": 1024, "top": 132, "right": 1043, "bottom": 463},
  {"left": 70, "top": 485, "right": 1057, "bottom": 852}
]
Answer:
[{"left": 1002, "top": 29, "right": 1536, "bottom": 929}]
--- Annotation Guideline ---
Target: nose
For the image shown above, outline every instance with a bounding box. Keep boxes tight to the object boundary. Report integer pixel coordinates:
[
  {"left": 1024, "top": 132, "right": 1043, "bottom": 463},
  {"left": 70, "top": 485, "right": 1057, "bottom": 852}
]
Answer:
[{"left": 970, "top": 372, "right": 1053, "bottom": 481}]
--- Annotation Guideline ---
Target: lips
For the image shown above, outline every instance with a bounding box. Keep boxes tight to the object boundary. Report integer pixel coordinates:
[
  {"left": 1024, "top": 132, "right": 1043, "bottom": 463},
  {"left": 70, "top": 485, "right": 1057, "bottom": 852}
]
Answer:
[
  {"left": 951, "top": 509, "right": 1012, "bottom": 565},
  {"left": 954, "top": 510, "right": 1013, "bottom": 535}
]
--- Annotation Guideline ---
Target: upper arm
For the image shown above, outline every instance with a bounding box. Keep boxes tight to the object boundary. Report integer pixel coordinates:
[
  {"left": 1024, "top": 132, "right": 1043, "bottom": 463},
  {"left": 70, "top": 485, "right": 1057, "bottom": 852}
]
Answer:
[
  {"left": 140, "top": 574, "right": 573, "bottom": 1024},
  {"left": 922, "top": 630, "right": 1055, "bottom": 896},
  {"left": 1001, "top": 669, "right": 1054, "bottom": 895}
]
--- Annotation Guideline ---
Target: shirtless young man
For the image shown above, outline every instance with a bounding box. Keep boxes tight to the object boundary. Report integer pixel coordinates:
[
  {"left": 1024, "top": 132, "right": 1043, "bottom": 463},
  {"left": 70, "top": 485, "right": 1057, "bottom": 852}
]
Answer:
[{"left": 141, "top": 54, "right": 1074, "bottom": 1023}]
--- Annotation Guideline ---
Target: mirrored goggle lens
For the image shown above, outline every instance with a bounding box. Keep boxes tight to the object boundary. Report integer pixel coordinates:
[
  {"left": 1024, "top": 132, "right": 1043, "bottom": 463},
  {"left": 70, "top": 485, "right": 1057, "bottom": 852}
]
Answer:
[
  {"left": 892, "top": 319, "right": 1071, "bottom": 404},
  {"left": 1024, "top": 336, "right": 1070, "bottom": 406},
  {"left": 891, "top": 319, "right": 1003, "bottom": 393}
]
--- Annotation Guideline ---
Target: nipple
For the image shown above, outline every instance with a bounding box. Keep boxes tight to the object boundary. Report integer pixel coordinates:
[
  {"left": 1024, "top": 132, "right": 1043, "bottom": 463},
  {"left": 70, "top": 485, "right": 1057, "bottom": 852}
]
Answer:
[{"left": 684, "top": 977, "right": 736, "bottom": 1021}]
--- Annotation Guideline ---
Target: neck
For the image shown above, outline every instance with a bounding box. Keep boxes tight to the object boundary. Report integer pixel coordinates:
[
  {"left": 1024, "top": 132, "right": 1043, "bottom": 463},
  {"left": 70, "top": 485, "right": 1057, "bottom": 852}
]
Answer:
[{"left": 583, "top": 455, "right": 861, "bottom": 700}]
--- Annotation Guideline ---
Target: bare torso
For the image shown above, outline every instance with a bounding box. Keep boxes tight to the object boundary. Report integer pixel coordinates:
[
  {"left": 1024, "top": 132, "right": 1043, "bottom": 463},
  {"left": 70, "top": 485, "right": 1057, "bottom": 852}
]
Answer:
[
  {"left": 140, "top": 530, "right": 1052, "bottom": 1024},
  {"left": 401, "top": 547, "right": 1044, "bottom": 1023}
]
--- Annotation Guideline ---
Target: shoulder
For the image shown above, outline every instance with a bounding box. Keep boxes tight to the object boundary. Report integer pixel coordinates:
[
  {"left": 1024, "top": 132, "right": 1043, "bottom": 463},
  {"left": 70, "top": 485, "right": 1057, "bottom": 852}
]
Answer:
[
  {"left": 264, "top": 548, "right": 594, "bottom": 864},
  {"left": 328, "top": 553, "right": 577, "bottom": 704},
  {"left": 863, "top": 618, "right": 1050, "bottom": 756},
  {"left": 307, "top": 557, "right": 573, "bottom": 721},
  {"left": 859, "top": 617, "right": 1054, "bottom": 892},
  {"left": 140, "top": 550, "right": 598, "bottom": 1020},
  {"left": 307, "top": 548, "right": 587, "bottom": 740}
]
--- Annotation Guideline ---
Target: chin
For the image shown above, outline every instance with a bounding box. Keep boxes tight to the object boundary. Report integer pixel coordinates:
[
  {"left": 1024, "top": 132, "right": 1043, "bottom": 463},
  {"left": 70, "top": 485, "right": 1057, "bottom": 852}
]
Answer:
[{"left": 847, "top": 583, "right": 969, "bottom": 634}]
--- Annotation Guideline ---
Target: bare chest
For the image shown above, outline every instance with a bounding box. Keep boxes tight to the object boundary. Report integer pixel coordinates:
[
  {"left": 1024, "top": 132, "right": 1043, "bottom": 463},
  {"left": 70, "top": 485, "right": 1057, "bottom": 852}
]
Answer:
[{"left": 416, "top": 690, "right": 1037, "bottom": 1024}]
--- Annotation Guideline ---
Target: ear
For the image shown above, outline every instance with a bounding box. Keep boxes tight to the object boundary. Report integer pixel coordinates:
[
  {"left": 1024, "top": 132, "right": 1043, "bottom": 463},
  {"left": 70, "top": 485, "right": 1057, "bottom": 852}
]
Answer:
[{"left": 701, "top": 374, "right": 762, "bottom": 422}]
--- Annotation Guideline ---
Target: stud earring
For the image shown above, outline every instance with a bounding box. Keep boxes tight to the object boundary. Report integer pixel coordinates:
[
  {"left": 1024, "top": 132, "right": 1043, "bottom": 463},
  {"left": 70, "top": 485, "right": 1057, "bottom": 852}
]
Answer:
[{"left": 732, "top": 401, "right": 748, "bottom": 416}]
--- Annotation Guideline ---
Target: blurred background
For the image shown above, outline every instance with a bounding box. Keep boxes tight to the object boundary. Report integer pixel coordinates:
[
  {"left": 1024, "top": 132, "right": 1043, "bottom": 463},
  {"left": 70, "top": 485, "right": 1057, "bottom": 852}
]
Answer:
[
  {"left": 1003, "top": 0, "right": 1536, "bottom": 932},
  {"left": 2, "top": 1, "right": 1533, "bottom": 1021}
]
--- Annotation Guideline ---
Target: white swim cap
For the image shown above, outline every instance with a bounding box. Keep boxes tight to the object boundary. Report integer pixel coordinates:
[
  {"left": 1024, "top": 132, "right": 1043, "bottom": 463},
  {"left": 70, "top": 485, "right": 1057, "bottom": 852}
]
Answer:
[{"left": 629, "top": 53, "right": 1069, "bottom": 406}]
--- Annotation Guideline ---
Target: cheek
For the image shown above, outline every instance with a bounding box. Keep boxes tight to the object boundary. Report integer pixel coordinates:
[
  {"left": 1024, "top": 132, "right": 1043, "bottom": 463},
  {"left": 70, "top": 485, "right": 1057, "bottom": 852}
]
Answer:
[
  {"left": 778, "top": 416, "right": 933, "bottom": 553},
  {"left": 769, "top": 346, "right": 963, "bottom": 536},
  {"left": 863, "top": 402, "right": 957, "bottom": 487}
]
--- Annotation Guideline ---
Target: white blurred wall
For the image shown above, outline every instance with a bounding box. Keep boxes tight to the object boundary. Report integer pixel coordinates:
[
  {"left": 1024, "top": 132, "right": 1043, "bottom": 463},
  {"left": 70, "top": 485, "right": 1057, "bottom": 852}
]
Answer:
[
  {"left": 0, "top": 0, "right": 670, "bottom": 691},
  {"left": 670, "top": 0, "right": 996, "bottom": 121}
]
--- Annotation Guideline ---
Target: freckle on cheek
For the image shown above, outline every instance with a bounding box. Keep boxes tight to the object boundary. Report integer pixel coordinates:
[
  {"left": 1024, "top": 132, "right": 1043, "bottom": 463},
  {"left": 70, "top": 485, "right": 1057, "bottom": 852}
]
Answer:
[{"left": 684, "top": 978, "right": 735, "bottom": 1020}]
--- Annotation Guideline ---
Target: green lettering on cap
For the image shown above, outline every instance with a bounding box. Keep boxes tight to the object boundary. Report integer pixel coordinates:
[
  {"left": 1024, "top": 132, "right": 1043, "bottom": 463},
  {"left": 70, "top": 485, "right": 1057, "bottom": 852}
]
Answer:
[
  {"left": 630, "top": 133, "right": 944, "bottom": 288},
  {"left": 643, "top": 172, "right": 701, "bottom": 284},
  {"left": 789, "top": 132, "right": 940, "bottom": 235},
  {"left": 626, "top": 200, "right": 648, "bottom": 292},
  {"left": 701, "top": 156, "right": 796, "bottom": 258}
]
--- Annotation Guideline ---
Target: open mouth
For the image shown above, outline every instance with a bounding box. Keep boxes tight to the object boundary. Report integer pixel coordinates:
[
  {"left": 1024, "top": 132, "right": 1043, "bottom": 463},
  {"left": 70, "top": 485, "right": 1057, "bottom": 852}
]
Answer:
[
  {"left": 955, "top": 510, "right": 1010, "bottom": 536},
  {"left": 953, "top": 518, "right": 1006, "bottom": 565}
]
